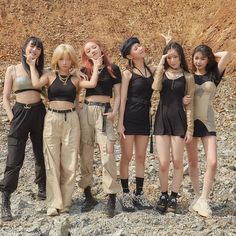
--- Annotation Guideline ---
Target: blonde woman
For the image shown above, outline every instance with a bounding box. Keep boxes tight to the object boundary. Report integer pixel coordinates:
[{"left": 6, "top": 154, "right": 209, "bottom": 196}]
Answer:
[{"left": 28, "top": 44, "right": 102, "bottom": 216}]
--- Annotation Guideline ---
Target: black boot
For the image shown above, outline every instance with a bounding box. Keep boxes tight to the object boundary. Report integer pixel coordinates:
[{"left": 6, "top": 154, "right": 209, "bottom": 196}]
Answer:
[
  {"left": 37, "top": 182, "right": 46, "bottom": 200},
  {"left": 81, "top": 186, "right": 98, "bottom": 212},
  {"left": 1, "top": 191, "right": 13, "bottom": 221},
  {"left": 105, "top": 194, "right": 116, "bottom": 218}
]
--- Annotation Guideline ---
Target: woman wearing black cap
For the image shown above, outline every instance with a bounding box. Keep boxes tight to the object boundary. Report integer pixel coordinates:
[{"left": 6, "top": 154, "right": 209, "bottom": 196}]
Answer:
[{"left": 118, "top": 37, "right": 154, "bottom": 212}]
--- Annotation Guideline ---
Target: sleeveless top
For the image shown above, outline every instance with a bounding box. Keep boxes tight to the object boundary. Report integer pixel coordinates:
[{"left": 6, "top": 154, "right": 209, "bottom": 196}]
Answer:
[
  {"left": 48, "top": 73, "right": 76, "bottom": 102},
  {"left": 127, "top": 71, "right": 153, "bottom": 106},
  {"left": 84, "top": 64, "right": 121, "bottom": 98},
  {"left": 193, "top": 71, "right": 224, "bottom": 135},
  {"left": 12, "top": 66, "right": 41, "bottom": 94}
]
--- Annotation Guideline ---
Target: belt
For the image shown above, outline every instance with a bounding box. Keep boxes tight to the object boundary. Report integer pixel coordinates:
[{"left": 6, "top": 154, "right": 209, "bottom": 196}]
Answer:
[
  {"left": 48, "top": 107, "right": 76, "bottom": 121},
  {"left": 48, "top": 107, "right": 76, "bottom": 113},
  {"left": 15, "top": 100, "right": 43, "bottom": 109},
  {"left": 84, "top": 100, "right": 110, "bottom": 132},
  {"left": 127, "top": 97, "right": 151, "bottom": 107},
  {"left": 84, "top": 100, "right": 111, "bottom": 107}
]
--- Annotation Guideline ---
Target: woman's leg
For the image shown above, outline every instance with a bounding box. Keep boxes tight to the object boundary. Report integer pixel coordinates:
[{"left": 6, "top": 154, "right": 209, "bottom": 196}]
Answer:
[
  {"left": 201, "top": 136, "right": 217, "bottom": 199},
  {"left": 192, "top": 136, "right": 217, "bottom": 217},
  {"left": 170, "top": 136, "right": 185, "bottom": 193},
  {"left": 155, "top": 135, "right": 171, "bottom": 213},
  {"left": 186, "top": 138, "right": 200, "bottom": 197},
  {"left": 156, "top": 135, "right": 171, "bottom": 193}
]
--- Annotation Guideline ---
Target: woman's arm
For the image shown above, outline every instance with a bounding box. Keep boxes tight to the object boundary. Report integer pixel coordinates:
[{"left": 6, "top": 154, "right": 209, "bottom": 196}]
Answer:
[
  {"left": 117, "top": 70, "right": 131, "bottom": 138},
  {"left": 184, "top": 72, "right": 195, "bottom": 142},
  {"left": 3, "top": 66, "right": 14, "bottom": 121},
  {"left": 214, "top": 51, "right": 230, "bottom": 75},
  {"left": 78, "top": 56, "right": 103, "bottom": 88},
  {"left": 27, "top": 56, "right": 49, "bottom": 88}
]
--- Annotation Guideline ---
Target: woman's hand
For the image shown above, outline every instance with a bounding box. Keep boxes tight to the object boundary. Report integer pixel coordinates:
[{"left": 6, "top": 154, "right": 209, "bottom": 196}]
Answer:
[
  {"left": 183, "top": 95, "right": 192, "bottom": 105},
  {"left": 159, "top": 54, "right": 168, "bottom": 66},
  {"left": 71, "top": 69, "right": 88, "bottom": 80},
  {"left": 184, "top": 131, "right": 192, "bottom": 143},
  {"left": 91, "top": 55, "right": 104, "bottom": 69},
  {"left": 25, "top": 54, "right": 37, "bottom": 67},
  {"left": 117, "top": 123, "right": 126, "bottom": 139},
  {"left": 160, "top": 30, "right": 172, "bottom": 45},
  {"left": 103, "top": 111, "right": 115, "bottom": 123}
]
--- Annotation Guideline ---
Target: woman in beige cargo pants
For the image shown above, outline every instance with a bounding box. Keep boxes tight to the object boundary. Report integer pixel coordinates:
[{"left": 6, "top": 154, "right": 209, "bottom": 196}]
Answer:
[
  {"left": 29, "top": 43, "right": 102, "bottom": 216},
  {"left": 78, "top": 40, "right": 121, "bottom": 218}
]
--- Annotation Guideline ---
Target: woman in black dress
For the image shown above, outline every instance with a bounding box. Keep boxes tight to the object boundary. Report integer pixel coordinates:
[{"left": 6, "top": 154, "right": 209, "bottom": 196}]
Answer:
[
  {"left": 118, "top": 37, "right": 154, "bottom": 212},
  {"left": 152, "top": 42, "right": 195, "bottom": 213}
]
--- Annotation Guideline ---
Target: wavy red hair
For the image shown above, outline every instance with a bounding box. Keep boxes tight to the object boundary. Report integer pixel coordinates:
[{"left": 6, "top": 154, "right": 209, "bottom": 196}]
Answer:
[{"left": 81, "top": 40, "right": 116, "bottom": 79}]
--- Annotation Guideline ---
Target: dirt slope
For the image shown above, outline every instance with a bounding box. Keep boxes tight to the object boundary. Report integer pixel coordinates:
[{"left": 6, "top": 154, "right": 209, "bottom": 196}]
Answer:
[{"left": 0, "top": 0, "right": 235, "bottom": 77}]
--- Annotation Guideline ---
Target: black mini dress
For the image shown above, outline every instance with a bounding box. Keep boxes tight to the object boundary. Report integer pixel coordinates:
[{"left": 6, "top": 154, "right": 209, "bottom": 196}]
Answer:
[
  {"left": 154, "top": 74, "right": 187, "bottom": 137},
  {"left": 124, "top": 71, "right": 154, "bottom": 135}
]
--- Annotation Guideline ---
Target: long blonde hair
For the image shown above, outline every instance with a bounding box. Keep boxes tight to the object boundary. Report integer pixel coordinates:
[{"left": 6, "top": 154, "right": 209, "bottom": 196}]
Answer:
[{"left": 51, "top": 44, "right": 78, "bottom": 71}]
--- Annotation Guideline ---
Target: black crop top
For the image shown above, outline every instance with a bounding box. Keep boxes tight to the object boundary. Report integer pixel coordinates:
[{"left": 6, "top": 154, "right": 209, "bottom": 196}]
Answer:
[
  {"left": 48, "top": 73, "right": 76, "bottom": 102},
  {"left": 83, "top": 64, "right": 121, "bottom": 98}
]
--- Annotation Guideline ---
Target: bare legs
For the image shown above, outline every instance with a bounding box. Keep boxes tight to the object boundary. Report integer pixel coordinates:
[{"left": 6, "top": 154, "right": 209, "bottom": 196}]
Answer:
[{"left": 186, "top": 136, "right": 217, "bottom": 217}]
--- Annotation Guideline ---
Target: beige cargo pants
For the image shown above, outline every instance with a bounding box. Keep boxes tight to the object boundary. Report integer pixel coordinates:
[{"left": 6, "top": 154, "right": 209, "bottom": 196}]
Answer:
[
  {"left": 43, "top": 110, "right": 80, "bottom": 210},
  {"left": 78, "top": 103, "right": 121, "bottom": 194}
]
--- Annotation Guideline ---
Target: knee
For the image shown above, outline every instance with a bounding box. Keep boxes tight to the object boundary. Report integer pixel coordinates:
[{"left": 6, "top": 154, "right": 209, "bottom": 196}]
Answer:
[
  {"left": 120, "top": 155, "right": 132, "bottom": 165},
  {"left": 172, "top": 159, "right": 183, "bottom": 170},
  {"left": 159, "top": 161, "right": 169, "bottom": 172},
  {"left": 136, "top": 155, "right": 145, "bottom": 166},
  {"left": 188, "top": 159, "right": 198, "bottom": 169},
  {"left": 207, "top": 158, "right": 217, "bottom": 171}
]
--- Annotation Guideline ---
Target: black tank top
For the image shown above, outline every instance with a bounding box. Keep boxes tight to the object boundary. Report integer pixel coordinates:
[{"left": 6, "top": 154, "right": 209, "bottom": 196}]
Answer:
[
  {"left": 48, "top": 73, "right": 76, "bottom": 102},
  {"left": 127, "top": 71, "right": 154, "bottom": 102}
]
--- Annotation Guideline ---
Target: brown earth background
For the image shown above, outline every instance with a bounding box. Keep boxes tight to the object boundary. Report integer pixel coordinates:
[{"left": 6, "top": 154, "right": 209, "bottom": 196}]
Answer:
[{"left": 0, "top": 0, "right": 236, "bottom": 77}]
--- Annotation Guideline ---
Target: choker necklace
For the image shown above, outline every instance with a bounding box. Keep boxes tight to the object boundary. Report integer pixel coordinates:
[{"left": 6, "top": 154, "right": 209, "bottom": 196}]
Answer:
[
  {"left": 134, "top": 66, "right": 148, "bottom": 78},
  {"left": 58, "top": 73, "right": 70, "bottom": 85}
]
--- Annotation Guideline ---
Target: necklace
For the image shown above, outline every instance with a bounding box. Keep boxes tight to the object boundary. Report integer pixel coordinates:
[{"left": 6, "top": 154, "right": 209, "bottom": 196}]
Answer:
[
  {"left": 58, "top": 73, "right": 70, "bottom": 85},
  {"left": 134, "top": 66, "right": 148, "bottom": 78},
  {"left": 98, "top": 65, "right": 105, "bottom": 74}
]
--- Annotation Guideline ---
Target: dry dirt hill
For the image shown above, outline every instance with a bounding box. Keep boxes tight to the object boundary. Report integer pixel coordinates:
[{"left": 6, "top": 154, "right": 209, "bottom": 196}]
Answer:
[{"left": 0, "top": 0, "right": 236, "bottom": 76}]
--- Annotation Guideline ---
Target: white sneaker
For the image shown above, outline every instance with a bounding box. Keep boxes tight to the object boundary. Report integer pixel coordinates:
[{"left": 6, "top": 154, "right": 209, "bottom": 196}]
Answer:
[
  {"left": 188, "top": 196, "right": 199, "bottom": 212},
  {"left": 192, "top": 198, "right": 212, "bottom": 217},
  {"left": 120, "top": 192, "right": 135, "bottom": 212},
  {"left": 47, "top": 207, "right": 58, "bottom": 216}
]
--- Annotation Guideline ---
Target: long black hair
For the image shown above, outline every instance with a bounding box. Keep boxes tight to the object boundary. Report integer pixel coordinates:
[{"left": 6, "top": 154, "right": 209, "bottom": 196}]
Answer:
[
  {"left": 21, "top": 36, "right": 44, "bottom": 77},
  {"left": 163, "top": 42, "right": 189, "bottom": 72},
  {"left": 192, "top": 44, "right": 219, "bottom": 80}
]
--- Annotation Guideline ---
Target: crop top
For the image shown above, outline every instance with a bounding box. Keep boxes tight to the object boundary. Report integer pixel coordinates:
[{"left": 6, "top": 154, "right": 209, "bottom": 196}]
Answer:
[
  {"left": 48, "top": 73, "right": 76, "bottom": 102},
  {"left": 83, "top": 64, "right": 121, "bottom": 98},
  {"left": 12, "top": 66, "right": 41, "bottom": 94}
]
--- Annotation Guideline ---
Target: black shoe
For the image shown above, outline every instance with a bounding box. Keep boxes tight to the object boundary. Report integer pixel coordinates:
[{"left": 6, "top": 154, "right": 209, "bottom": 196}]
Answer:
[
  {"left": 155, "top": 194, "right": 168, "bottom": 214},
  {"left": 104, "top": 194, "right": 116, "bottom": 218},
  {"left": 1, "top": 191, "right": 13, "bottom": 221},
  {"left": 167, "top": 196, "right": 177, "bottom": 213},
  {"left": 37, "top": 183, "right": 46, "bottom": 200},
  {"left": 81, "top": 186, "right": 98, "bottom": 212}
]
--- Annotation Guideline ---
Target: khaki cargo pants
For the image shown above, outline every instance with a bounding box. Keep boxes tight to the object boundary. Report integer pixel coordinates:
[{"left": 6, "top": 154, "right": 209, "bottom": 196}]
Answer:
[
  {"left": 43, "top": 110, "right": 80, "bottom": 210},
  {"left": 78, "top": 103, "right": 121, "bottom": 194}
]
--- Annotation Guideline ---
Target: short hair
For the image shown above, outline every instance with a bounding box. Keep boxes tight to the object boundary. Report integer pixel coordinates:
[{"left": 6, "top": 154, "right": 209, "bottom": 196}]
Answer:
[{"left": 51, "top": 44, "right": 78, "bottom": 71}]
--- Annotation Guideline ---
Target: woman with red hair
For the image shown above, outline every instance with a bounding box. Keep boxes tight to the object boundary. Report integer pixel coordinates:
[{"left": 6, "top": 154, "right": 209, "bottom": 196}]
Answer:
[{"left": 78, "top": 40, "right": 121, "bottom": 218}]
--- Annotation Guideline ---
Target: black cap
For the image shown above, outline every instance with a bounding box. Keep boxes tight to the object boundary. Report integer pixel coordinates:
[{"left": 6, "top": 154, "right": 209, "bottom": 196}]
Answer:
[{"left": 120, "top": 37, "right": 140, "bottom": 58}]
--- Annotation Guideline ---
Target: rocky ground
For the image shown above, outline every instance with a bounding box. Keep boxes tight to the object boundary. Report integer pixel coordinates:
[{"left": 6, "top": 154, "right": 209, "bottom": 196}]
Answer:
[
  {"left": 0, "top": 78, "right": 235, "bottom": 235},
  {"left": 0, "top": 0, "right": 236, "bottom": 235}
]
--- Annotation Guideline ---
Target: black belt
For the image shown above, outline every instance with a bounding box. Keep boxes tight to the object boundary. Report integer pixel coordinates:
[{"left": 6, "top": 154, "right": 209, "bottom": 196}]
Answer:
[
  {"left": 84, "top": 100, "right": 110, "bottom": 132},
  {"left": 15, "top": 100, "right": 43, "bottom": 109},
  {"left": 48, "top": 107, "right": 76, "bottom": 113},
  {"left": 48, "top": 107, "right": 76, "bottom": 121},
  {"left": 127, "top": 97, "right": 151, "bottom": 107}
]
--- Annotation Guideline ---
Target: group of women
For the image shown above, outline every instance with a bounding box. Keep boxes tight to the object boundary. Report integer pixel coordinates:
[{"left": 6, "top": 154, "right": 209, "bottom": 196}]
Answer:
[{"left": 0, "top": 34, "right": 230, "bottom": 221}]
